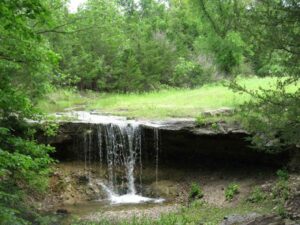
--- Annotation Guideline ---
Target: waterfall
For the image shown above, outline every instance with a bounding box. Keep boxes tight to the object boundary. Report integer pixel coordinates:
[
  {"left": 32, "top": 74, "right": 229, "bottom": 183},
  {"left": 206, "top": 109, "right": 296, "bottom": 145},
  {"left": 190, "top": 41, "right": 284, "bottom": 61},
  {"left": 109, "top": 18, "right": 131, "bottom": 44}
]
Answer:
[
  {"left": 154, "top": 128, "right": 160, "bottom": 184},
  {"left": 97, "top": 125, "right": 102, "bottom": 171},
  {"left": 67, "top": 111, "right": 165, "bottom": 204},
  {"left": 99, "top": 123, "right": 141, "bottom": 194},
  {"left": 83, "top": 129, "right": 92, "bottom": 180},
  {"left": 94, "top": 122, "right": 164, "bottom": 204}
]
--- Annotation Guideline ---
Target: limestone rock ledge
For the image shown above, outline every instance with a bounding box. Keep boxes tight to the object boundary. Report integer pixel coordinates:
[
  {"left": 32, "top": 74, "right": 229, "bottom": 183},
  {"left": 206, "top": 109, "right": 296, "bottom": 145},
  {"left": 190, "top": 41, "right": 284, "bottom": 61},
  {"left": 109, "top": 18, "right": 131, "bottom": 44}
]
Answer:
[{"left": 37, "top": 111, "right": 289, "bottom": 166}]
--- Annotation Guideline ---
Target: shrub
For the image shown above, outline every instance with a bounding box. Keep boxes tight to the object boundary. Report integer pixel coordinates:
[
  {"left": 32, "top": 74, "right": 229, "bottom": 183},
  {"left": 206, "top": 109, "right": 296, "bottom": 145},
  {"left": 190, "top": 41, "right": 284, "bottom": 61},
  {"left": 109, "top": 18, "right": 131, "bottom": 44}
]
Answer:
[
  {"left": 189, "top": 183, "right": 204, "bottom": 201},
  {"left": 247, "top": 187, "right": 267, "bottom": 203},
  {"left": 276, "top": 169, "right": 289, "bottom": 181},
  {"left": 225, "top": 183, "right": 239, "bottom": 201},
  {"left": 272, "top": 180, "right": 290, "bottom": 201},
  {"left": 196, "top": 115, "right": 205, "bottom": 125}
]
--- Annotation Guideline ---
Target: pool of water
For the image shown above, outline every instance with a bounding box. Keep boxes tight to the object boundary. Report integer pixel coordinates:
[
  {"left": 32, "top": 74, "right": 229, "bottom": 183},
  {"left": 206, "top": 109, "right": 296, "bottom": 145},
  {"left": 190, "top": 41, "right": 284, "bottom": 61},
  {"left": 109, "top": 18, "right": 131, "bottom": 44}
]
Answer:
[{"left": 53, "top": 199, "right": 175, "bottom": 224}]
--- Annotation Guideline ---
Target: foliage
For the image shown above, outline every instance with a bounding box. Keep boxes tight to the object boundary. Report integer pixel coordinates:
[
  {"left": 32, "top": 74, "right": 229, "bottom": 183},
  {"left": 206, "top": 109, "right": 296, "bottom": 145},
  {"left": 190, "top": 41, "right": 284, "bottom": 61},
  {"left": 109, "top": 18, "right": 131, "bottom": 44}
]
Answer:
[
  {"left": 247, "top": 187, "right": 267, "bottom": 203},
  {"left": 272, "top": 180, "right": 290, "bottom": 201},
  {"left": 191, "top": 0, "right": 250, "bottom": 74},
  {"left": 232, "top": 78, "right": 299, "bottom": 153},
  {"left": 271, "top": 169, "right": 290, "bottom": 202},
  {"left": 225, "top": 183, "right": 239, "bottom": 201},
  {"left": 48, "top": 0, "right": 219, "bottom": 92},
  {"left": 195, "top": 31, "right": 246, "bottom": 74},
  {"left": 190, "top": 0, "right": 299, "bottom": 153},
  {"left": 276, "top": 169, "right": 289, "bottom": 181},
  {"left": 228, "top": 0, "right": 300, "bottom": 152},
  {"left": 271, "top": 169, "right": 291, "bottom": 218},
  {"left": 188, "top": 182, "right": 204, "bottom": 201},
  {"left": 0, "top": 0, "right": 57, "bottom": 223}
]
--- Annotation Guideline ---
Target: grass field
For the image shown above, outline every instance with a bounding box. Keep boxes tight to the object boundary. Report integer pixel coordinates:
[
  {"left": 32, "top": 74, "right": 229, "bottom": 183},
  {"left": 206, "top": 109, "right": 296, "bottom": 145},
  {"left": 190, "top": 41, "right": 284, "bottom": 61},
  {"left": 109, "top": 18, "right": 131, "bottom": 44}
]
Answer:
[{"left": 37, "top": 76, "right": 295, "bottom": 119}]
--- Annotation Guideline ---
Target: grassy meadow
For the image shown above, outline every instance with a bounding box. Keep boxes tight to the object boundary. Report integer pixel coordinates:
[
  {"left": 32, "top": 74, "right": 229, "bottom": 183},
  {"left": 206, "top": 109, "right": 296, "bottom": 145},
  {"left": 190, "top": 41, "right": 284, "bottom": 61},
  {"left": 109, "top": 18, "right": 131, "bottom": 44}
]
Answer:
[{"left": 37, "top": 76, "right": 297, "bottom": 119}]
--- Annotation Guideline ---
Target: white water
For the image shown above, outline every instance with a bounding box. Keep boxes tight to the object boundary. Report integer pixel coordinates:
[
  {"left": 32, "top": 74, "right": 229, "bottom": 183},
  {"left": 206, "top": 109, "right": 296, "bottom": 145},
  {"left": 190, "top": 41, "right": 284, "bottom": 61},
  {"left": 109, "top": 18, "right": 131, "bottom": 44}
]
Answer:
[
  {"left": 83, "top": 129, "right": 92, "bottom": 179},
  {"left": 55, "top": 111, "right": 166, "bottom": 128},
  {"left": 154, "top": 128, "right": 159, "bottom": 184},
  {"left": 98, "top": 181, "right": 164, "bottom": 204},
  {"left": 95, "top": 120, "right": 164, "bottom": 204}
]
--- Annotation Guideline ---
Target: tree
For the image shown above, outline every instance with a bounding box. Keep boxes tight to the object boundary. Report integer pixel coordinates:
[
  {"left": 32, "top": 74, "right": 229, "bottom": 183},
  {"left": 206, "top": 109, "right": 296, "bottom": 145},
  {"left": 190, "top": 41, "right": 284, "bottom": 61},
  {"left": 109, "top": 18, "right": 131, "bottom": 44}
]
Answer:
[
  {"left": 190, "top": 0, "right": 248, "bottom": 74},
  {"left": 49, "top": 0, "right": 213, "bottom": 92},
  {"left": 191, "top": 0, "right": 299, "bottom": 152},
  {"left": 231, "top": 0, "right": 300, "bottom": 152},
  {"left": 0, "top": 0, "right": 58, "bottom": 223}
]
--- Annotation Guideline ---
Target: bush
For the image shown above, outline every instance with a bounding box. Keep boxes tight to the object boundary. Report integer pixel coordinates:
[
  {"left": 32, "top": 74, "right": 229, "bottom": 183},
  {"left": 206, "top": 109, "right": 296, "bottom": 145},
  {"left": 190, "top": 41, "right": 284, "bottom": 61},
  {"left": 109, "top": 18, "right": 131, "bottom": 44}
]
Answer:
[
  {"left": 189, "top": 182, "right": 204, "bottom": 201},
  {"left": 225, "top": 183, "right": 239, "bottom": 201},
  {"left": 272, "top": 180, "right": 290, "bottom": 201},
  {"left": 276, "top": 169, "right": 289, "bottom": 181},
  {"left": 173, "top": 57, "right": 209, "bottom": 87},
  {"left": 247, "top": 187, "right": 267, "bottom": 203}
]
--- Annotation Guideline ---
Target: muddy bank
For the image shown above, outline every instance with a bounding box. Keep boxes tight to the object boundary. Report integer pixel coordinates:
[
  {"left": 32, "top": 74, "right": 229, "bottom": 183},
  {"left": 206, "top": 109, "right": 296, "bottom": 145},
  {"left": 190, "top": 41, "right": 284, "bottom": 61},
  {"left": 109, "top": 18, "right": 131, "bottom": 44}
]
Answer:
[
  {"left": 39, "top": 162, "right": 276, "bottom": 212},
  {"left": 36, "top": 162, "right": 300, "bottom": 224}
]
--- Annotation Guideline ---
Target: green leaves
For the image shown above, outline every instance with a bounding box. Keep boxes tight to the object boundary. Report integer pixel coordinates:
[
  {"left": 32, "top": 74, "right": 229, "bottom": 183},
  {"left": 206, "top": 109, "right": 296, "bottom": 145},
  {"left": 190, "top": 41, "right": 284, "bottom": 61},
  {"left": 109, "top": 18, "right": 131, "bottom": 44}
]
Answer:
[
  {"left": 0, "top": 0, "right": 58, "bottom": 223},
  {"left": 50, "top": 0, "right": 215, "bottom": 92},
  {"left": 225, "top": 183, "right": 240, "bottom": 201}
]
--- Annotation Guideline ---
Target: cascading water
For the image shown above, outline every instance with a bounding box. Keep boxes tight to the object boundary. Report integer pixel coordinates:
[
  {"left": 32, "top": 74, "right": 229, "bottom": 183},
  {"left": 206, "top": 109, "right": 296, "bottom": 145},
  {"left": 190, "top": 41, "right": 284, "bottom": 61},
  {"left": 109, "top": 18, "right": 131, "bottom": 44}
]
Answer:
[
  {"left": 56, "top": 111, "right": 164, "bottom": 205},
  {"left": 100, "top": 123, "right": 140, "bottom": 195},
  {"left": 154, "top": 128, "right": 160, "bottom": 185},
  {"left": 96, "top": 122, "right": 164, "bottom": 204},
  {"left": 83, "top": 129, "right": 92, "bottom": 180}
]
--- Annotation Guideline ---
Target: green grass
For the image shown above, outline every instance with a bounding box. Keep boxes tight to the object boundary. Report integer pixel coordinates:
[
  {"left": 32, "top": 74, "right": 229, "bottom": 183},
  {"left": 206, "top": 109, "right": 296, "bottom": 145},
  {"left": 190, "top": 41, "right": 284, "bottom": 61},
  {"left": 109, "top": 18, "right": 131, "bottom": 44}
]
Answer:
[{"left": 37, "top": 76, "right": 296, "bottom": 119}]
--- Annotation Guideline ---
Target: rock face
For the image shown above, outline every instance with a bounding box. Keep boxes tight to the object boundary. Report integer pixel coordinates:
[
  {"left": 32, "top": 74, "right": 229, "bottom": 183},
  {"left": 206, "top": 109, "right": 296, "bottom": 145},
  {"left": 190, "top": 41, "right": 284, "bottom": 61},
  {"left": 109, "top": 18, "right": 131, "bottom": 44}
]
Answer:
[
  {"left": 38, "top": 164, "right": 107, "bottom": 210},
  {"left": 38, "top": 112, "right": 289, "bottom": 167}
]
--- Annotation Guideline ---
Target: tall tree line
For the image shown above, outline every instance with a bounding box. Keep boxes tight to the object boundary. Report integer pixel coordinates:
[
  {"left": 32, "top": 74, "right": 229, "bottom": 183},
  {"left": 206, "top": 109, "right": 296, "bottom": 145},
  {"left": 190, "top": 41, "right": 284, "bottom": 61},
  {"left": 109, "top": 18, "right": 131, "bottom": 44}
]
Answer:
[{"left": 49, "top": 0, "right": 237, "bottom": 92}]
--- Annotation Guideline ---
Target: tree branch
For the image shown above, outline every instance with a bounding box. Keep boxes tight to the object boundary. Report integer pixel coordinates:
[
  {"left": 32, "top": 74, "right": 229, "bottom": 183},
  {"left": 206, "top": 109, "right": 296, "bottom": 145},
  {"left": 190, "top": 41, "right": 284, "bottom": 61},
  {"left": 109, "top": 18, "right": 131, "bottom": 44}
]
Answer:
[
  {"left": 198, "top": 0, "right": 223, "bottom": 37},
  {"left": 36, "top": 16, "right": 87, "bottom": 34}
]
